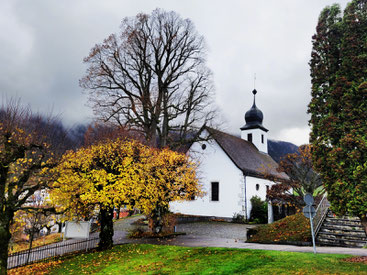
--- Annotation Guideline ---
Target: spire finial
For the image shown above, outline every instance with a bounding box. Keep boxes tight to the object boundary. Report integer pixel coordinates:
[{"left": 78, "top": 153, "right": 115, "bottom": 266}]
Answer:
[
  {"left": 252, "top": 73, "right": 257, "bottom": 106},
  {"left": 252, "top": 88, "right": 257, "bottom": 106}
]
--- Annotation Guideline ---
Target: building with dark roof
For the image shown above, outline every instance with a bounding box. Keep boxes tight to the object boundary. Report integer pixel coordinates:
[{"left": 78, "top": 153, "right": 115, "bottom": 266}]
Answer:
[{"left": 170, "top": 89, "right": 287, "bottom": 221}]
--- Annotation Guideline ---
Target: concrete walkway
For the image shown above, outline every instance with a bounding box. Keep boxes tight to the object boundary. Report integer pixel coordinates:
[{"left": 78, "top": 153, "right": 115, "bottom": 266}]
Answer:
[
  {"left": 114, "top": 216, "right": 367, "bottom": 256},
  {"left": 126, "top": 234, "right": 367, "bottom": 256}
]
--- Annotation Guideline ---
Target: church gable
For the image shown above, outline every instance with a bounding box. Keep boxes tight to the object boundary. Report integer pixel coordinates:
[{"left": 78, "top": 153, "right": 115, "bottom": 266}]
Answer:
[
  {"left": 204, "top": 127, "right": 288, "bottom": 181},
  {"left": 188, "top": 129, "right": 242, "bottom": 177}
]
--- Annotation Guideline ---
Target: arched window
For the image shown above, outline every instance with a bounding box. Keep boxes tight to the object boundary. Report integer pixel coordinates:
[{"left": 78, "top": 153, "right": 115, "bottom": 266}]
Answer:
[{"left": 256, "top": 184, "right": 260, "bottom": 191}]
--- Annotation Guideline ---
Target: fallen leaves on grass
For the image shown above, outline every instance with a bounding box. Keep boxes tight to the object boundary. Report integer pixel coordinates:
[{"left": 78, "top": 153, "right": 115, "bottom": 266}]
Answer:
[
  {"left": 9, "top": 233, "right": 63, "bottom": 253},
  {"left": 343, "top": 256, "right": 367, "bottom": 264},
  {"left": 8, "top": 260, "right": 62, "bottom": 275}
]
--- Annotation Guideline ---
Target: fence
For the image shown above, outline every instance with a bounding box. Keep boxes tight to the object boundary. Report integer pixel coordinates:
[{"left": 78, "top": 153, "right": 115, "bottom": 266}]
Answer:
[
  {"left": 7, "top": 237, "right": 99, "bottom": 269},
  {"left": 312, "top": 194, "right": 330, "bottom": 236}
]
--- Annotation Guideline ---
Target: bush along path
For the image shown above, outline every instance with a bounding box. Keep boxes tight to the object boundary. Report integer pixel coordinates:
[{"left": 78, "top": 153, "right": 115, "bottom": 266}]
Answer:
[{"left": 247, "top": 213, "right": 311, "bottom": 245}]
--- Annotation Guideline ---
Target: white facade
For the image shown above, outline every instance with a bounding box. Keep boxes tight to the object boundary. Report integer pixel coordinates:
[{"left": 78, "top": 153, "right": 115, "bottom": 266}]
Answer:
[
  {"left": 171, "top": 89, "right": 285, "bottom": 221},
  {"left": 240, "top": 128, "right": 268, "bottom": 154},
  {"left": 170, "top": 130, "right": 275, "bottom": 220},
  {"left": 245, "top": 176, "right": 272, "bottom": 218}
]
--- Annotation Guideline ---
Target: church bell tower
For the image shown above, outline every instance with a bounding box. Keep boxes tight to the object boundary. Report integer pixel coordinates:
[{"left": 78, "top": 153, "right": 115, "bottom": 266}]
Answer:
[{"left": 240, "top": 89, "right": 268, "bottom": 153}]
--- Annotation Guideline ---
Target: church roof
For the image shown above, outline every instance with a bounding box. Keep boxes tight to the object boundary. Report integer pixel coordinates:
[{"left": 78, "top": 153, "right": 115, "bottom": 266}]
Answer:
[{"left": 206, "top": 127, "right": 288, "bottom": 181}]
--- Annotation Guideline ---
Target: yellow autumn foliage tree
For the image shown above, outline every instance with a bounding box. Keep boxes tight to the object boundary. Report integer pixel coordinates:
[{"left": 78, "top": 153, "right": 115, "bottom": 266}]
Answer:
[
  {"left": 128, "top": 148, "right": 201, "bottom": 233},
  {"left": 51, "top": 138, "right": 200, "bottom": 249}
]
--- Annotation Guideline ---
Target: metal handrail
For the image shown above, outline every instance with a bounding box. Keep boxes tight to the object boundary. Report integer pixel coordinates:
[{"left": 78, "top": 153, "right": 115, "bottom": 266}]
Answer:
[{"left": 312, "top": 193, "right": 330, "bottom": 236}]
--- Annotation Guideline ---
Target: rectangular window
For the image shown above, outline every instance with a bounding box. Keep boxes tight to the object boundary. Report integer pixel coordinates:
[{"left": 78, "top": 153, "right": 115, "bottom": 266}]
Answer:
[
  {"left": 211, "top": 182, "right": 219, "bottom": 201},
  {"left": 247, "top": 133, "right": 253, "bottom": 143},
  {"left": 261, "top": 134, "right": 264, "bottom": 144}
]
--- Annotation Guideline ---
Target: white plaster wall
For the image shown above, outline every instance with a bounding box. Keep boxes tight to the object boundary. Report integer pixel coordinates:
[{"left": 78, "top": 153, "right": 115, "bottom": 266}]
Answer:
[
  {"left": 240, "top": 128, "right": 268, "bottom": 153},
  {"left": 245, "top": 176, "right": 274, "bottom": 219},
  {"left": 170, "top": 131, "right": 245, "bottom": 218}
]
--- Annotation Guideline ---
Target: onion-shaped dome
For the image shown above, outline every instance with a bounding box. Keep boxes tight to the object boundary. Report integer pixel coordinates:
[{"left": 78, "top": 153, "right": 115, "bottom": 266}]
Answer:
[{"left": 240, "top": 89, "right": 268, "bottom": 132}]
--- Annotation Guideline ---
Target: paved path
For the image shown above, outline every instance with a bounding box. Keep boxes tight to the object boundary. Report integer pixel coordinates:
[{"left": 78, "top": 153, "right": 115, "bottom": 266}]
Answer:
[
  {"left": 9, "top": 216, "right": 367, "bottom": 269},
  {"left": 115, "top": 217, "right": 367, "bottom": 256},
  {"left": 126, "top": 234, "right": 367, "bottom": 256},
  {"left": 114, "top": 215, "right": 143, "bottom": 232}
]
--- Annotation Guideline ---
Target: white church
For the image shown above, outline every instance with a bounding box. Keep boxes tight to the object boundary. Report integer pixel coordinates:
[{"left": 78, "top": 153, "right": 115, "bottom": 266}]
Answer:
[{"left": 170, "top": 89, "right": 288, "bottom": 222}]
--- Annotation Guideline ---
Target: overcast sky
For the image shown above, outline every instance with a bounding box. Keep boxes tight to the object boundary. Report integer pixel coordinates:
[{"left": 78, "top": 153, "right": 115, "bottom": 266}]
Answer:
[{"left": 0, "top": 0, "right": 349, "bottom": 145}]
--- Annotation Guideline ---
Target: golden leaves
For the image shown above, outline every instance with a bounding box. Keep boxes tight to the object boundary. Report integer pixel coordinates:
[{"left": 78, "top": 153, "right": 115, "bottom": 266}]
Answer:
[{"left": 51, "top": 138, "right": 200, "bottom": 220}]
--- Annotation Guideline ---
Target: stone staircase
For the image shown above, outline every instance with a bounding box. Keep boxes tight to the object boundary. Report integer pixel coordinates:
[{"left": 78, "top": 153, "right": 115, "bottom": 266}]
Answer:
[{"left": 316, "top": 210, "right": 367, "bottom": 248}]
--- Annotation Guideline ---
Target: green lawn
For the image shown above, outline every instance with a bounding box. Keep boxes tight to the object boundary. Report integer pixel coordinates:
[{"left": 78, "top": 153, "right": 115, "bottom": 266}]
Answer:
[{"left": 43, "top": 244, "right": 367, "bottom": 274}]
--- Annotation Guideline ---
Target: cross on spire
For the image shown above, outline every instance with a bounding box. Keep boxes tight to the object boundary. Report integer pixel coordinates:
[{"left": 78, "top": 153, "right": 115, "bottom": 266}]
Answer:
[{"left": 254, "top": 73, "right": 256, "bottom": 89}]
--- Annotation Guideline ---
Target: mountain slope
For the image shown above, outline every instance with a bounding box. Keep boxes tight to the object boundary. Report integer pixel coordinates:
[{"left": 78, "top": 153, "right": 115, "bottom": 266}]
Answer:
[{"left": 268, "top": 139, "right": 299, "bottom": 163}]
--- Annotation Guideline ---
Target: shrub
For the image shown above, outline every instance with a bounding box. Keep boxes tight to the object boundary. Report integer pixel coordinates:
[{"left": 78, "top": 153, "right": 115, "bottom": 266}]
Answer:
[
  {"left": 128, "top": 227, "right": 146, "bottom": 238},
  {"left": 232, "top": 213, "right": 246, "bottom": 224},
  {"left": 247, "top": 212, "right": 311, "bottom": 244},
  {"left": 249, "top": 196, "right": 267, "bottom": 224}
]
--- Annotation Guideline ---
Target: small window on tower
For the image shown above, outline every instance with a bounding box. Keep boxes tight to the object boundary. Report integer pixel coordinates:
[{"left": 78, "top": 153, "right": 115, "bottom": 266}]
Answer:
[
  {"left": 256, "top": 184, "right": 260, "bottom": 191},
  {"left": 248, "top": 133, "right": 253, "bottom": 143},
  {"left": 261, "top": 134, "right": 264, "bottom": 144}
]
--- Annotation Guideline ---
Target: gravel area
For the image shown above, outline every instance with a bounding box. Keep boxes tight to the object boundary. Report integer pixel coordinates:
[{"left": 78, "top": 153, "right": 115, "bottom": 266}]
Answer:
[
  {"left": 176, "top": 222, "right": 257, "bottom": 241},
  {"left": 114, "top": 216, "right": 258, "bottom": 241},
  {"left": 113, "top": 215, "right": 144, "bottom": 232}
]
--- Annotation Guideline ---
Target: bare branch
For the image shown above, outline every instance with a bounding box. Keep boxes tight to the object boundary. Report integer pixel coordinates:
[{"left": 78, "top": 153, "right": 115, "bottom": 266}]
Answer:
[{"left": 81, "top": 9, "right": 218, "bottom": 149}]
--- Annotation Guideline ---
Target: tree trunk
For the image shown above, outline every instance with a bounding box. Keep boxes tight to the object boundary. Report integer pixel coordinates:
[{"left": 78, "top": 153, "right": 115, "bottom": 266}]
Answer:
[
  {"left": 360, "top": 216, "right": 367, "bottom": 237},
  {"left": 98, "top": 207, "right": 114, "bottom": 250},
  {"left": 0, "top": 216, "right": 11, "bottom": 274},
  {"left": 57, "top": 222, "right": 63, "bottom": 233},
  {"left": 148, "top": 216, "right": 163, "bottom": 234},
  {"left": 148, "top": 207, "right": 166, "bottom": 234},
  {"left": 26, "top": 228, "right": 35, "bottom": 265}
]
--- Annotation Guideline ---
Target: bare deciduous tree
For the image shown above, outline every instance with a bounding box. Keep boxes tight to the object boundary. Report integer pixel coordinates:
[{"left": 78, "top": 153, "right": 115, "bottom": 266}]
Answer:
[
  {"left": 83, "top": 122, "right": 145, "bottom": 147},
  {"left": 80, "top": 9, "right": 216, "bottom": 149}
]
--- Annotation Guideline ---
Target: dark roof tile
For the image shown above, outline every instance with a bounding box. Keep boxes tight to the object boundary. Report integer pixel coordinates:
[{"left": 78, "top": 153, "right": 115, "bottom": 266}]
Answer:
[{"left": 206, "top": 127, "right": 288, "bottom": 181}]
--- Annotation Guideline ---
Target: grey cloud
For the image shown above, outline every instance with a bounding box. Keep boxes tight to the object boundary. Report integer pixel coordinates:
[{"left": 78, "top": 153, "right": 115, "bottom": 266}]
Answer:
[{"left": 0, "top": 0, "right": 350, "bottom": 143}]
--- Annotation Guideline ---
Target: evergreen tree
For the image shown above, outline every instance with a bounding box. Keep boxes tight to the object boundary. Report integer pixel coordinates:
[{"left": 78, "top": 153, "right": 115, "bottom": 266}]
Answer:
[{"left": 309, "top": 0, "right": 367, "bottom": 234}]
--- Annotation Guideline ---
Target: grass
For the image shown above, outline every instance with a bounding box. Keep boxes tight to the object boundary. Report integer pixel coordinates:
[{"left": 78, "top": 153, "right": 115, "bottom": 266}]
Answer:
[
  {"left": 9, "top": 233, "right": 63, "bottom": 253},
  {"left": 10, "top": 244, "right": 367, "bottom": 275},
  {"left": 247, "top": 213, "right": 311, "bottom": 244}
]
